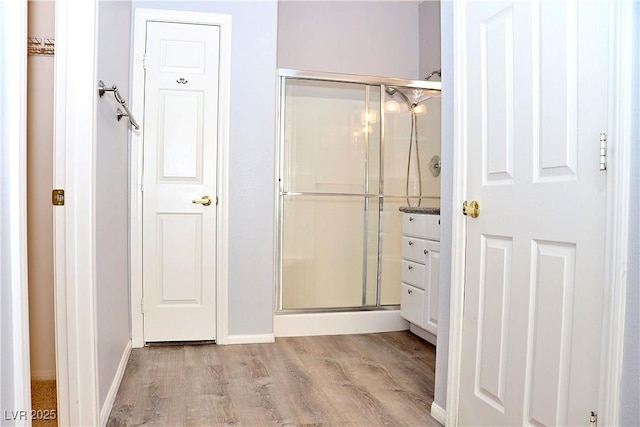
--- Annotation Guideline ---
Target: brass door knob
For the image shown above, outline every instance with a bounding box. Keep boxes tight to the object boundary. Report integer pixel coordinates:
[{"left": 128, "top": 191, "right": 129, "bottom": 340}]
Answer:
[
  {"left": 192, "top": 195, "right": 212, "bottom": 207},
  {"left": 462, "top": 200, "right": 480, "bottom": 218}
]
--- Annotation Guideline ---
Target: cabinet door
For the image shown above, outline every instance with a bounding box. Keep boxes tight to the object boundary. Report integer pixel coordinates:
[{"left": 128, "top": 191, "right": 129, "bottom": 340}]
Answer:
[
  {"left": 401, "top": 283, "right": 425, "bottom": 326},
  {"left": 424, "top": 240, "right": 440, "bottom": 334}
]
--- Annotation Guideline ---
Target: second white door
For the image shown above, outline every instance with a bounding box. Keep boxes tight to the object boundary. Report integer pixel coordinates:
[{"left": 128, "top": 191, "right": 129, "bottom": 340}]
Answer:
[
  {"left": 142, "top": 21, "right": 220, "bottom": 342},
  {"left": 458, "top": 1, "right": 609, "bottom": 425}
]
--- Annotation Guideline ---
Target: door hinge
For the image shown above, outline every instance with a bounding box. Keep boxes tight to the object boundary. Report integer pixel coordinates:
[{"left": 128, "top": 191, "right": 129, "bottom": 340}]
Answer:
[
  {"left": 142, "top": 53, "right": 147, "bottom": 70},
  {"left": 140, "top": 298, "right": 144, "bottom": 314},
  {"left": 590, "top": 411, "right": 597, "bottom": 427},
  {"left": 52, "top": 189, "right": 65, "bottom": 206},
  {"left": 140, "top": 179, "right": 144, "bottom": 192},
  {"left": 599, "top": 133, "right": 607, "bottom": 171}
]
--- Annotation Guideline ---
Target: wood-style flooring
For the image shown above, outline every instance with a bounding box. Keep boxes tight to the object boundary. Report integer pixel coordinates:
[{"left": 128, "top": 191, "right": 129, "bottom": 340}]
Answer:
[{"left": 107, "top": 331, "right": 441, "bottom": 426}]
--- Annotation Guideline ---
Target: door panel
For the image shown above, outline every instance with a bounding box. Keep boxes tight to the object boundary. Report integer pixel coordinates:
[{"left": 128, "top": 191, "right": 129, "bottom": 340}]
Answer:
[
  {"left": 158, "top": 91, "right": 204, "bottom": 181},
  {"left": 459, "top": 1, "right": 608, "bottom": 425},
  {"left": 475, "top": 235, "right": 512, "bottom": 413},
  {"left": 535, "top": 2, "right": 578, "bottom": 182},
  {"left": 526, "top": 241, "right": 576, "bottom": 426},
  {"left": 482, "top": 5, "right": 514, "bottom": 186},
  {"left": 142, "top": 21, "right": 220, "bottom": 342}
]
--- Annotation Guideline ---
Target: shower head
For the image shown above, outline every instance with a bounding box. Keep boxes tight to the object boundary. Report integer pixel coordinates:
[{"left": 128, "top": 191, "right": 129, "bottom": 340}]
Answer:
[{"left": 385, "top": 86, "right": 412, "bottom": 109}]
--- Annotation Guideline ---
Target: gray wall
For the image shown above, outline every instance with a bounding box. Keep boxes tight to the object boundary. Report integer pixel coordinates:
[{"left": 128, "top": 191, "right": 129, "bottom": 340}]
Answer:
[
  {"left": 419, "top": 0, "right": 441, "bottom": 80},
  {"left": 96, "top": 0, "right": 133, "bottom": 408},
  {"left": 278, "top": 1, "right": 420, "bottom": 79},
  {"left": 131, "top": 1, "right": 279, "bottom": 336},
  {"left": 620, "top": 3, "right": 639, "bottom": 423}
]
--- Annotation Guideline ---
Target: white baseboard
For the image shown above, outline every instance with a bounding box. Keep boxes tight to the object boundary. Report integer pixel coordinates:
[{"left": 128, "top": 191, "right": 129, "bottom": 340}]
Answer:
[
  {"left": 274, "top": 310, "right": 409, "bottom": 337},
  {"left": 30, "top": 370, "right": 57, "bottom": 381},
  {"left": 430, "top": 401, "right": 446, "bottom": 425},
  {"left": 226, "top": 334, "right": 275, "bottom": 345},
  {"left": 99, "top": 340, "right": 132, "bottom": 426}
]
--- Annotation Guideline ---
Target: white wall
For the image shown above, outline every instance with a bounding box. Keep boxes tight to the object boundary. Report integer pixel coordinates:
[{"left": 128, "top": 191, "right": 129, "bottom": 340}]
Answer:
[
  {"left": 419, "top": 0, "right": 441, "bottom": 80},
  {"left": 26, "top": 0, "right": 56, "bottom": 382},
  {"left": 95, "top": 0, "right": 132, "bottom": 408},
  {"left": 1, "top": 0, "right": 31, "bottom": 421},
  {"left": 131, "top": 1, "right": 278, "bottom": 336},
  {"left": 433, "top": 0, "right": 452, "bottom": 412},
  {"left": 620, "top": 3, "right": 639, "bottom": 423},
  {"left": 278, "top": 1, "right": 420, "bottom": 79}
]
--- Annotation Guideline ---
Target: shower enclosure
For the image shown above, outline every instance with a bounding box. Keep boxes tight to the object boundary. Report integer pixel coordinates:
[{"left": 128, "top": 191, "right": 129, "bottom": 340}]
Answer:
[{"left": 277, "top": 70, "right": 441, "bottom": 312}]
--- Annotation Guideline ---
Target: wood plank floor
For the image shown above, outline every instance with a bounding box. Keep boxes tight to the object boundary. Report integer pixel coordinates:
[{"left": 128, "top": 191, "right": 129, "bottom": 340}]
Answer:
[{"left": 107, "top": 331, "right": 441, "bottom": 426}]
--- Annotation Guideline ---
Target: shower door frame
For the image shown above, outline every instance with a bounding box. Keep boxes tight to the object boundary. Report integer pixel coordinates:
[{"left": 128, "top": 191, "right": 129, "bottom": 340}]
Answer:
[{"left": 275, "top": 69, "right": 441, "bottom": 313}]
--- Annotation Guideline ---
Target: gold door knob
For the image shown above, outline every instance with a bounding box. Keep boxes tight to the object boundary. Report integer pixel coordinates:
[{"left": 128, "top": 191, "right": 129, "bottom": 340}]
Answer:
[
  {"left": 192, "top": 195, "right": 212, "bottom": 206},
  {"left": 462, "top": 200, "right": 480, "bottom": 218}
]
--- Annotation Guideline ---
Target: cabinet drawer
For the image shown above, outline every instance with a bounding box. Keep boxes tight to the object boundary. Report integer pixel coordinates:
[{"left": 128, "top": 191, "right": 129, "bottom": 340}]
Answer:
[
  {"left": 401, "top": 260, "right": 425, "bottom": 289},
  {"left": 401, "top": 283, "right": 425, "bottom": 326},
  {"left": 402, "top": 236, "right": 427, "bottom": 263},
  {"left": 402, "top": 213, "right": 427, "bottom": 238},
  {"left": 424, "top": 215, "right": 441, "bottom": 241}
]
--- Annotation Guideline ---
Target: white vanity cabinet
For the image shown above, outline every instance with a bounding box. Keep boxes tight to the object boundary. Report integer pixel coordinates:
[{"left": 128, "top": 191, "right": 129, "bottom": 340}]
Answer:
[{"left": 400, "top": 212, "right": 440, "bottom": 344}]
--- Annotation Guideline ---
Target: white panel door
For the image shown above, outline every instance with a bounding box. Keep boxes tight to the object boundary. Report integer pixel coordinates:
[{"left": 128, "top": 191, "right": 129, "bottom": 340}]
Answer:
[
  {"left": 459, "top": 1, "right": 608, "bottom": 425},
  {"left": 142, "top": 21, "right": 220, "bottom": 342}
]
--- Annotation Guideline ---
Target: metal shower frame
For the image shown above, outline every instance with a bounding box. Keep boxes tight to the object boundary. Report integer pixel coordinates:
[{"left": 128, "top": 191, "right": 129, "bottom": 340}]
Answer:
[{"left": 275, "top": 68, "right": 441, "bottom": 313}]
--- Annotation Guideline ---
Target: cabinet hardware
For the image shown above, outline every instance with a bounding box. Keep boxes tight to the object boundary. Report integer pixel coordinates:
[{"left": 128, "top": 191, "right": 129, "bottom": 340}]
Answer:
[
  {"left": 409, "top": 216, "right": 414, "bottom": 222},
  {"left": 407, "top": 289, "right": 413, "bottom": 294},
  {"left": 408, "top": 240, "right": 414, "bottom": 246},
  {"left": 424, "top": 249, "right": 428, "bottom": 255},
  {"left": 408, "top": 265, "right": 413, "bottom": 270}
]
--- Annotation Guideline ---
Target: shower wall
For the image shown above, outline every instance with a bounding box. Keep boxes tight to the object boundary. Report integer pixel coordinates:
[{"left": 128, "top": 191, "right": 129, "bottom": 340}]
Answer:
[
  {"left": 279, "top": 76, "right": 441, "bottom": 311},
  {"left": 380, "top": 94, "right": 441, "bottom": 305}
]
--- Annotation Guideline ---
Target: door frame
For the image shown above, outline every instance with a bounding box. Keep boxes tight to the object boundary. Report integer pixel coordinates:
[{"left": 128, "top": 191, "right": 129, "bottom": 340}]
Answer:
[
  {"left": 446, "top": 1, "right": 634, "bottom": 426},
  {"left": 130, "top": 8, "right": 232, "bottom": 347},
  {"left": 53, "top": 0, "right": 101, "bottom": 424}
]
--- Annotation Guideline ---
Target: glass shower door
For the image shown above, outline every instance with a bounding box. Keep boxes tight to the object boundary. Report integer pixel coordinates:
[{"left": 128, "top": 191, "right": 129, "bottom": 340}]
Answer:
[{"left": 279, "top": 78, "right": 381, "bottom": 310}]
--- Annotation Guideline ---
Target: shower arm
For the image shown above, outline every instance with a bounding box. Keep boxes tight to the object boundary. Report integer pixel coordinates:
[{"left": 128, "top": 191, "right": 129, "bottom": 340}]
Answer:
[{"left": 424, "top": 69, "right": 442, "bottom": 81}]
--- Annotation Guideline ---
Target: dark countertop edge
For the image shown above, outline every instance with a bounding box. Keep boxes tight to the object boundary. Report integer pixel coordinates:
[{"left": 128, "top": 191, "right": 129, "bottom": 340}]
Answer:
[{"left": 399, "top": 206, "right": 440, "bottom": 215}]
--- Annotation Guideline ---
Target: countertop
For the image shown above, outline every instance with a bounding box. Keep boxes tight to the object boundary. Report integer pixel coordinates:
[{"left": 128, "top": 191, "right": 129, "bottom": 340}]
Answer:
[{"left": 399, "top": 206, "right": 440, "bottom": 215}]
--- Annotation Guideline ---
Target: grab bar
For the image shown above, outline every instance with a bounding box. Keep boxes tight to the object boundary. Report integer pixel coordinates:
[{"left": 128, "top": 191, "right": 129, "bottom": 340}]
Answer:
[{"left": 97, "top": 80, "right": 139, "bottom": 130}]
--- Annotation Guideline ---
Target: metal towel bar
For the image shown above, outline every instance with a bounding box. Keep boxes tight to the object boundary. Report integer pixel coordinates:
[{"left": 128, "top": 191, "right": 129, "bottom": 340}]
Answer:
[{"left": 98, "top": 80, "right": 139, "bottom": 130}]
